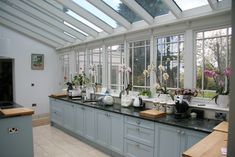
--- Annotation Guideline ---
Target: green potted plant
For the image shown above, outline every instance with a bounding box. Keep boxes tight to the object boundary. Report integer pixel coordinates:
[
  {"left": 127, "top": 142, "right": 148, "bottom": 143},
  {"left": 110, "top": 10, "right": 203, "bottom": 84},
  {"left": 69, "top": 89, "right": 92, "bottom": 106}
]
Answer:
[{"left": 139, "top": 89, "right": 151, "bottom": 99}]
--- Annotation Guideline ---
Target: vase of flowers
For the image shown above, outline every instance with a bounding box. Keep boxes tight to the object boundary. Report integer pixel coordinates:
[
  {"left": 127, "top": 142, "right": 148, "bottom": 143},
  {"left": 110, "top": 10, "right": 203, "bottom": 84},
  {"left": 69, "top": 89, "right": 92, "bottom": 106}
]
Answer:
[
  {"left": 204, "top": 67, "right": 232, "bottom": 107},
  {"left": 174, "top": 88, "right": 198, "bottom": 102},
  {"left": 143, "top": 64, "right": 173, "bottom": 101}
]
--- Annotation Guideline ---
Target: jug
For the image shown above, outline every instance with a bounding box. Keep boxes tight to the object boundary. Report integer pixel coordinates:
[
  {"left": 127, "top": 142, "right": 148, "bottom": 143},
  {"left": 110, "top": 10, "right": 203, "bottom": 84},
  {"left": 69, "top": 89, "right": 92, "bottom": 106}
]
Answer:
[{"left": 133, "top": 96, "right": 144, "bottom": 107}]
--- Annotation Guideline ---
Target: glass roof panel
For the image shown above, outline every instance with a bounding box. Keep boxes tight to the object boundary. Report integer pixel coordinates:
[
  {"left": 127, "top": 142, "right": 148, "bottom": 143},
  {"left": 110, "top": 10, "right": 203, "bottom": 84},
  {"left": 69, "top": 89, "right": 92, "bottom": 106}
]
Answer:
[
  {"left": 135, "top": 0, "right": 170, "bottom": 17},
  {"left": 173, "top": 0, "right": 209, "bottom": 11},
  {"left": 72, "top": 0, "right": 118, "bottom": 28},
  {"left": 64, "top": 21, "right": 88, "bottom": 36},
  {"left": 66, "top": 10, "right": 103, "bottom": 32},
  {"left": 102, "top": 0, "right": 142, "bottom": 23}
]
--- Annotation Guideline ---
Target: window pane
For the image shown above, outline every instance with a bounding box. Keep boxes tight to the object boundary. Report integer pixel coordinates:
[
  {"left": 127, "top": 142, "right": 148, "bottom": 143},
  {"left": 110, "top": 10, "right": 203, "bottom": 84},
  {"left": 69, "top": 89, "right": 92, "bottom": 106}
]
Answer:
[
  {"left": 156, "top": 35, "right": 184, "bottom": 88},
  {"left": 196, "top": 27, "right": 231, "bottom": 98},
  {"left": 107, "top": 44, "right": 124, "bottom": 90},
  {"left": 75, "top": 51, "right": 85, "bottom": 73},
  {"left": 60, "top": 54, "right": 70, "bottom": 84},
  {"left": 129, "top": 40, "right": 150, "bottom": 89},
  {"left": 174, "top": 0, "right": 208, "bottom": 11},
  {"left": 135, "top": 0, "right": 169, "bottom": 17},
  {"left": 89, "top": 48, "right": 103, "bottom": 84},
  {"left": 103, "top": 0, "right": 142, "bottom": 23}
]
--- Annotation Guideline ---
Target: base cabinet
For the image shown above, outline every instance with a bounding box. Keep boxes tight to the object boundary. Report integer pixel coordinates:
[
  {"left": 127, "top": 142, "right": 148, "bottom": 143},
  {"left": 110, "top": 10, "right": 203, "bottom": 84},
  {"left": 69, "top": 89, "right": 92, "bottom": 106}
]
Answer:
[
  {"left": 95, "top": 110, "right": 124, "bottom": 155},
  {"left": 0, "top": 116, "right": 34, "bottom": 157},
  {"left": 63, "top": 102, "right": 75, "bottom": 131},
  {"left": 154, "top": 123, "right": 208, "bottom": 157},
  {"left": 50, "top": 98, "right": 63, "bottom": 126}
]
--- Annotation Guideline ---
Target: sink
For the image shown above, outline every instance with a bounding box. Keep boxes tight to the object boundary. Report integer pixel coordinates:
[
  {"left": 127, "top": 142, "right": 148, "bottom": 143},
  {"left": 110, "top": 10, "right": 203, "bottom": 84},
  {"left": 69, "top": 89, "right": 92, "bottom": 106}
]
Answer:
[{"left": 0, "top": 102, "right": 14, "bottom": 109}]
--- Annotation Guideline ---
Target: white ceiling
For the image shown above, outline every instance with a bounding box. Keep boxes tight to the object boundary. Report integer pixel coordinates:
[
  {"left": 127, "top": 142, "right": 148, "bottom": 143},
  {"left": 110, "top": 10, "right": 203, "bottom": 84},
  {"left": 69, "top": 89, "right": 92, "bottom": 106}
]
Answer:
[{"left": 0, "top": 0, "right": 231, "bottom": 49}]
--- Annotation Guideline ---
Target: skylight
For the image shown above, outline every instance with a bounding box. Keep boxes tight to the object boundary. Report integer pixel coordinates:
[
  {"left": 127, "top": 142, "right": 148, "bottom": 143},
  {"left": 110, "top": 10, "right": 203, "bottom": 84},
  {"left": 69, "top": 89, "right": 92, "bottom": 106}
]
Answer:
[
  {"left": 66, "top": 10, "right": 103, "bottom": 32},
  {"left": 174, "top": 0, "right": 209, "bottom": 11},
  {"left": 135, "top": 0, "right": 170, "bottom": 17},
  {"left": 64, "top": 21, "right": 88, "bottom": 36},
  {"left": 102, "top": 0, "right": 142, "bottom": 23},
  {"left": 72, "top": 0, "right": 117, "bottom": 28}
]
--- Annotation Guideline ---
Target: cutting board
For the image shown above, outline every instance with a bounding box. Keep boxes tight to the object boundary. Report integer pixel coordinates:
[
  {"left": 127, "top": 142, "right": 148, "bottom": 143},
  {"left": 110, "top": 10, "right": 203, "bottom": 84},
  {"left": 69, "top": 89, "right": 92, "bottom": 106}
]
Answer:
[
  {"left": 50, "top": 93, "right": 67, "bottom": 98},
  {"left": 139, "top": 109, "right": 166, "bottom": 119},
  {"left": 213, "top": 121, "right": 228, "bottom": 133},
  {"left": 0, "top": 108, "right": 34, "bottom": 117}
]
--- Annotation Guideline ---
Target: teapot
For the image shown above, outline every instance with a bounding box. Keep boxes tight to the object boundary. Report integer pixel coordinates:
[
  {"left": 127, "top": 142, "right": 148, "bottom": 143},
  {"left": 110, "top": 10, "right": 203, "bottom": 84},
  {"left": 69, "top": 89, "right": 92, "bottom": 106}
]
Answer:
[{"left": 133, "top": 96, "right": 144, "bottom": 108}]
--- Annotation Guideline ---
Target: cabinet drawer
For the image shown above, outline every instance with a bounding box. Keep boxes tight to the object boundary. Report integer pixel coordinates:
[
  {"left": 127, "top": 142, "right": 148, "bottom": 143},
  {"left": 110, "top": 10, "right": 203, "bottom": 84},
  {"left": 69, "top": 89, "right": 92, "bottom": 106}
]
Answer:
[
  {"left": 124, "top": 139, "right": 154, "bottom": 157},
  {"left": 125, "top": 116, "right": 154, "bottom": 130},
  {"left": 125, "top": 123, "right": 154, "bottom": 147}
]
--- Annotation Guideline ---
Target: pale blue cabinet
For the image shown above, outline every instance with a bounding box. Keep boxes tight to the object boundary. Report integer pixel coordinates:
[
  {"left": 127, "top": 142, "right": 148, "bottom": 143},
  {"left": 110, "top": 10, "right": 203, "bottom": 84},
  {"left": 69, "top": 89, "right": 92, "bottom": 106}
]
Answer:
[
  {"left": 63, "top": 102, "right": 75, "bottom": 131},
  {"left": 154, "top": 123, "right": 208, "bottom": 157},
  {"left": 124, "top": 116, "right": 155, "bottom": 157},
  {"left": 0, "top": 116, "right": 34, "bottom": 157},
  {"left": 50, "top": 98, "right": 63, "bottom": 126},
  {"left": 74, "top": 104, "right": 95, "bottom": 141},
  {"left": 95, "top": 110, "right": 124, "bottom": 155}
]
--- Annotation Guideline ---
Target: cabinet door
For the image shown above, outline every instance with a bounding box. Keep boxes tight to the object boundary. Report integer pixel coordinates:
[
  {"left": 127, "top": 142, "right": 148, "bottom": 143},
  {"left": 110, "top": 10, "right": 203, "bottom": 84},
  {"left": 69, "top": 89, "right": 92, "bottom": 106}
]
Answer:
[
  {"left": 0, "top": 116, "right": 34, "bottom": 157},
  {"left": 95, "top": 110, "right": 110, "bottom": 147},
  {"left": 84, "top": 106, "right": 95, "bottom": 141},
  {"left": 63, "top": 102, "right": 75, "bottom": 131},
  {"left": 180, "top": 129, "right": 208, "bottom": 153},
  {"left": 50, "top": 98, "right": 63, "bottom": 125},
  {"left": 75, "top": 105, "right": 85, "bottom": 136},
  {"left": 110, "top": 112, "right": 124, "bottom": 155},
  {"left": 155, "top": 123, "right": 181, "bottom": 157}
]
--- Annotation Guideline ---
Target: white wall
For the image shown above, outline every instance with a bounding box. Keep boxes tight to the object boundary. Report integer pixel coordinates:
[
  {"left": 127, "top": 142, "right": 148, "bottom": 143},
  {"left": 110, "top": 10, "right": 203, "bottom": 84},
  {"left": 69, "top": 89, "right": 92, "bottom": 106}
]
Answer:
[{"left": 0, "top": 25, "right": 60, "bottom": 115}]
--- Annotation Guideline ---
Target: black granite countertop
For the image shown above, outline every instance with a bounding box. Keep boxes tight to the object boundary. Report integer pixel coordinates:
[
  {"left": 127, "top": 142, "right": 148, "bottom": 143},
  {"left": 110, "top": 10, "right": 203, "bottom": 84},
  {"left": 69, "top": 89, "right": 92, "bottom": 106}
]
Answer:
[{"left": 50, "top": 96, "right": 222, "bottom": 133}]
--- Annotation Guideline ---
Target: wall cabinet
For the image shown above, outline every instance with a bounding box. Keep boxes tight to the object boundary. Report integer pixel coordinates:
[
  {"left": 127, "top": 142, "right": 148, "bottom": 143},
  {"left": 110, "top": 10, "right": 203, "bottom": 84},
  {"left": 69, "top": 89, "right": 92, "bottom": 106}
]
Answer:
[
  {"left": 154, "top": 123, "right": 208, "bottom": 157},
  {"left": 95, "top": 109, "right": 124, "bottom": 155},
  {"left": 75, "top": 105, "right": 95, "bottom": 141},
  {"left": 0, "top": 116, "right": 34, "bottom": 157}
]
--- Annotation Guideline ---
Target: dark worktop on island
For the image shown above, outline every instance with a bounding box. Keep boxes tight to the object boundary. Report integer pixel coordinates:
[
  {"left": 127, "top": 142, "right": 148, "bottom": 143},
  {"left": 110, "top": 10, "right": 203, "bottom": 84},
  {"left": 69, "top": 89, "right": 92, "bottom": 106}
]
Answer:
[{"left": 50, "top": 96, "right": 222, "bottom": 133}]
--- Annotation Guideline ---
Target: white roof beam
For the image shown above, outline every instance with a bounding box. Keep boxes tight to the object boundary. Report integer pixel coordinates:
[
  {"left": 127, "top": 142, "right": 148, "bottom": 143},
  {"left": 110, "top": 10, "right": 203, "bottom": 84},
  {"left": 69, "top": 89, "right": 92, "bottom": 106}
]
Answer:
[
  {"left": 0, "top": 17, "right": 60, "bottom": 48},
  {"left": 87, "top": 0, "right": 131, "bottom": 29},
  {"left": 162, "top": 0, "right": 182, "bottom": 18},
  {"left": 55, "top": 0, "right": 113, "bottom": 34},
  {"left": 8, "top": 0, "right": 85, "bottom": 41},
  {"left": 121, "top": 0, "right": 154, "bottom": 25},
  {"left": 29, "top": 0, "right": 98, "bottom": 37},
  {"left": 0, "top": 10, "right": 66, "bottom": 45},
  {"left": 0, "top": 1, "right": 75, "bottom": 43}
]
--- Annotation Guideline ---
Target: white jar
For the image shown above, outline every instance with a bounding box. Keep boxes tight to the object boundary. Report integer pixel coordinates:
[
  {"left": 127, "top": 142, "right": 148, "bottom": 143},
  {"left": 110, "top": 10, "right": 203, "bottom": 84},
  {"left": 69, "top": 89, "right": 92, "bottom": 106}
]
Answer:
[
  {"left": 159, "top": 102, "right": 166, "bottom": 112},
  {"left": 166, "top": 102, "right": 174, "bottom": 114}
]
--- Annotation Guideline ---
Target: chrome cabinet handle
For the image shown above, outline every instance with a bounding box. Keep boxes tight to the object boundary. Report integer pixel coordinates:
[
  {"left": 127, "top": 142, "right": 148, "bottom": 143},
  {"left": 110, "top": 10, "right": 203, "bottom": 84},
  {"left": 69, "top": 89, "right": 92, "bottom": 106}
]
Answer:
[
  {"left": 181, "top": 131, "right": 185, "bottom": 135},
  {"left": 177, "top": 130, "right": 181, "bottom": 134},
  {"left": 136, "top": 120, "right": 141, "bottom": 125}
]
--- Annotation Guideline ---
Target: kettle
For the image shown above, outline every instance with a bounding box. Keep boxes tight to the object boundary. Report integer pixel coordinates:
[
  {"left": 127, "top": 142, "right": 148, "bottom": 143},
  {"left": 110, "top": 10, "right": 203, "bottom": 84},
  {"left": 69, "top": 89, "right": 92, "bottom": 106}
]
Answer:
[
  {"left": 133, "top": 96, "right": 144, "bottom": 108},
  {"left": 103, "top": 95, "right": 114, "bottom": 105}
]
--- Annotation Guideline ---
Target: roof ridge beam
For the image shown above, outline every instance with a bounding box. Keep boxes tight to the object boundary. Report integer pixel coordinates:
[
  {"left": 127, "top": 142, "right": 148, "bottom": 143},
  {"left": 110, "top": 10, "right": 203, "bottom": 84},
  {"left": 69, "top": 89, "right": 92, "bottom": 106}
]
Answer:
[
  {"left": 0, "top": 17, "right": 61, "bottom": 48},
  {"left": 8, "top": 0, "right": 85, "bottom": 41},
  {"left": 28, "top": 0, "right": 98, "bottom": 37},
  {"left": 0, "top": 10, "right": 66, "bottom": 45},
  {"left": 0, "top": 1, "right": 75, "bottom": 43},
  {"left": 162, "top": 0, "right": 182, "bottom": 18},
  {"left": 55, "top": 0, "right": 113, "bottom": 34},
  {"left": 121, "top": 0, "right": 154, "bottom": 25},
  {"left": 87, "top": 0, "right": 131, "bottom": 29}
]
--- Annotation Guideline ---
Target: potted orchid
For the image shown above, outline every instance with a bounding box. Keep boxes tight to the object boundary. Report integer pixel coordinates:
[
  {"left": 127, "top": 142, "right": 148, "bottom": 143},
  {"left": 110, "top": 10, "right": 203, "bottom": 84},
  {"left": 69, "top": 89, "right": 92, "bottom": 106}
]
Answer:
[
  {"left": 204, "top": 67, "right": 232, "bottom": 107},
  {"left": 143, "top": 64, "right": 172, "bottom": 101}
]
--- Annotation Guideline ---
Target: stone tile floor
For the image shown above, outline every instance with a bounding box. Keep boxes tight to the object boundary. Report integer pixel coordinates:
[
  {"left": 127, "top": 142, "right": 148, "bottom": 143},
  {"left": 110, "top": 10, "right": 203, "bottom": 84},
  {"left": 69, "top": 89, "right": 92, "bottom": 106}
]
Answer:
[{"left": 33, "top": 125, "right": 110, "bottom": 157}]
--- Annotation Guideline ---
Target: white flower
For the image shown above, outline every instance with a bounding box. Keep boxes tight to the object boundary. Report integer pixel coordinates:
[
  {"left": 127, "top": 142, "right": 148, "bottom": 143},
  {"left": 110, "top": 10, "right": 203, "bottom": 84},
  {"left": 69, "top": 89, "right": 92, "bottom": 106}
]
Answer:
[
  {"left": 163, "top": 73, "right": 169, "bottom": 80},
  {"left": 126, "top": 67, "right": 132, "bottom": 73},
  {"left": 154, "top": 83, "right": 161, "bottom": 89},
  {"left": 143, "top": 70, "right": 149, "bottom": 77},
  {"left": 158, "top": 64, "right": 165, "bottom": 72}
]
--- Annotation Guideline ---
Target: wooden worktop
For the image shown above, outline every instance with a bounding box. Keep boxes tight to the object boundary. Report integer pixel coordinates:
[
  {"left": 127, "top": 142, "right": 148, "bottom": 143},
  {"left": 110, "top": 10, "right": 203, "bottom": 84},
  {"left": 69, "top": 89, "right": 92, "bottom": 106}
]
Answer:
[
  {"left": 183, "top": 121, "right": 228, "bottom": 157},
  {"left": 213, "top": 121, "right": 228, "bottom": 133},
  {"left": 0, "top": 107, "right": 34, "bottom": 117}
]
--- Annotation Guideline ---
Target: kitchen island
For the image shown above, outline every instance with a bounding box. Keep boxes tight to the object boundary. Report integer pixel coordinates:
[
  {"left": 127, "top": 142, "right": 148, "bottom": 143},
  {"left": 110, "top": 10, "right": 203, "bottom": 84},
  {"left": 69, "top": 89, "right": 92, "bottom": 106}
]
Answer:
[
  {"left": 49, "top": 96, "right": 222, "bottom": 157},
  {"left": 0, "top": 102, "right": 34, "bottom": 157}
]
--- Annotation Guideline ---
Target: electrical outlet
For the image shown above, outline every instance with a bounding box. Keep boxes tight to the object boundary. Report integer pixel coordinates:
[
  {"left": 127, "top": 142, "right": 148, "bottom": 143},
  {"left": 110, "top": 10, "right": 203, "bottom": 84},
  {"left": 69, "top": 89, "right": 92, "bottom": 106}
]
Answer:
[
  {"left": 32, "top": 103, "right": 37, "bottom": 107},
  {"left": 215, "top": 112, "right": 226, "bottom": 120}
]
